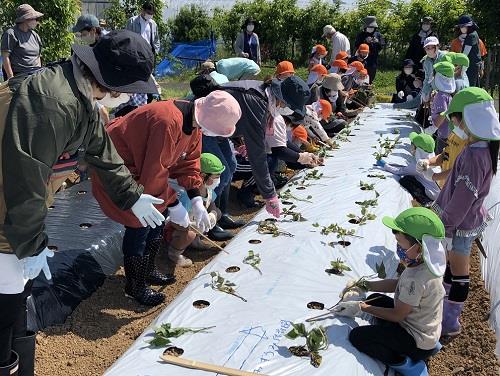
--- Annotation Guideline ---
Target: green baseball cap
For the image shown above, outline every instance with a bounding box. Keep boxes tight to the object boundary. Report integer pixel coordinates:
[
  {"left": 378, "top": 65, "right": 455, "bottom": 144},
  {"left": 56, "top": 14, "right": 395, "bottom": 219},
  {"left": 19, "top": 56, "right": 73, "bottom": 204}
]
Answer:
[
  {"left": 409, "top": 132, "right": 435, "bottom": 153},
  {"left": 382, "top": 207, "right": 445, "bottom": 241},
  {"left": 433, "top": 61, "right": 455, "bottom": 78},
  {"left": 443, "top": 87, "right": 500, "bottom": 141},
  {"left": 200, "top": 153, "right": 225, "bottom": 174}
]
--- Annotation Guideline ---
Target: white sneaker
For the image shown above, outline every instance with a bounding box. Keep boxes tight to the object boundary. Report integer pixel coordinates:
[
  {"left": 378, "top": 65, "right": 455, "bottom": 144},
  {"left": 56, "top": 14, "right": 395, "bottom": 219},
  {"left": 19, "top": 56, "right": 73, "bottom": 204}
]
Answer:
[{"left": 168, "top": 248, "right": 193, "bottom": 267}]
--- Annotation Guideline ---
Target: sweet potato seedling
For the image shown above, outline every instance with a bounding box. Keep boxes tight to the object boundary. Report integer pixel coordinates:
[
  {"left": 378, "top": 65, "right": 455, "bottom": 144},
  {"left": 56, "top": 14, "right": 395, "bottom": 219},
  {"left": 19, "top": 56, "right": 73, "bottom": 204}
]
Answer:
[
  {"left": 313, "top": 223, "right": 358, "bottom": 245},
  {"left": 148, "top": 323, "right": 215, "bottom": 347},
  {"left": 242, "top": 250, "right": 262, "bottom": 275},
  {"left": 285, "top": 323, "right": 329, "bottom": 368},
  {"left": 347, "top": 207, "right": 377, "bottom": 225},
  {"left": 282, "top": 205, "right": 307, "bottom": 222},
  {"left": 355, "top": 198, "right": 378, "bottom": 208},
  {"left": 257, "top": 220, "right": 294, "bottom": 237},
  {"left": 367, "top": 173, "right": 387, "bottom": 179},
  {"left": 279, "top": 189, "right": 313, "bottom": 203},
  {"left": 326, "top": 258, "right": 352, "bottom": 275},
  {"left": 208, "top": 272, "right": 247, "bottom": 302}
]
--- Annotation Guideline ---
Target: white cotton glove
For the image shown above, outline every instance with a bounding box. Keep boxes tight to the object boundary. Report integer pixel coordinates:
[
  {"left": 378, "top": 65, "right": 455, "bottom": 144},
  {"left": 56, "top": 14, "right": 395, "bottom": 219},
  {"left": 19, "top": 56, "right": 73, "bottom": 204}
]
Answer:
[
  {"left": 331, "top": 301, "right": 362, "bottom": 317},
  {"left": 442, "top": 237, "right": 453, "bottom": 252},
  {"left": 191, "top": 196, "right": 211, "bottom": 233},
  {"left": 131, "top": 194, "right": 165, "bottom": 228},
  {"left": 406, "top": 95, "right": 414, "bottom": 101},
  {"left": 340, "top": 279, "right": 367, "bottom": 301},
  {"left": 423, "top": 125, "right": 437, "bottom": 135},
  {"left": 421, "top": 168, "right": 435, "bottom": 181},
  {"left": 397, "top": 90, "right": 405, "bottom": 99},
  {"left": 298, "top": 152, "right": 316, "bottom": 166},
  {"left": 22, "top": 247, "right": 54, "bottom": 280},
  {"left": 416, "top": 159, "right": 429, "bottom": 173},
  {"left": 208, "top": 211, "right": 218, "bottom": 230},
  {"left": 168, "top": 201, "right": 190, "bottom": 228}
]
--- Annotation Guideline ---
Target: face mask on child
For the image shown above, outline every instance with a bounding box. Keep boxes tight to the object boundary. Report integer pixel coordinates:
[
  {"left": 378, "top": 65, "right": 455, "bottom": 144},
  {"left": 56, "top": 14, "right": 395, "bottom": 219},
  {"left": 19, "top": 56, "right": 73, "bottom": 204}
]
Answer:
[
  {"left": 206, "top": 177, "right": 220, "bottom": 190},
  {"left": 98, "top": 93, "right": 130, "bottom": 108},
  {"left": 397, "top": 244, "right": 419, "bottom": 267},
  {"left": 452, "top": 125, "right": 468, "bottom": 140},
  {"left": 277, "top": 106, "right": 294, "bottom": 116},
  {"left": 404, "top": 68, "right": 413, "bottom": 75}
]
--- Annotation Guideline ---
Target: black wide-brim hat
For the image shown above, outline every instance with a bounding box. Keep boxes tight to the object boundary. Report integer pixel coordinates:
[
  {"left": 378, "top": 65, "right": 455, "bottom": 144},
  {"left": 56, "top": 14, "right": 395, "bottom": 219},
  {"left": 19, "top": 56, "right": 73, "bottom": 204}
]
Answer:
[{"left": 72, "top": 30, "right": 158, "bottom": 94}]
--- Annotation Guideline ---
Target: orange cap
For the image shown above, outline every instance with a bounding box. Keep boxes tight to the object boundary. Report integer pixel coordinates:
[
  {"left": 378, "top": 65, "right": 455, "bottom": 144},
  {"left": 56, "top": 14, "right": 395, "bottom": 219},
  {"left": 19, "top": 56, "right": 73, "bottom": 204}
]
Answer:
[
  {"left": 335, "top": 51, "right": 349, "bottom": 60},
  {"left": 358, "top": 43, "right": 370, "bottom": 53},
  {"left": 313, "top": 44, "right": 327, "bottom": 56},
  {"left": 311, "top": 64, "right": 328, "bottom": 75},
  {"left": 319, "top": 99, "right": 333, "bottom": 120},
  {"left": 292, "top": 125, "right": 308, "bottom": 143},
  {"left": 350, "top": 61, "right": 365, "bottom": 72},
  {"left": 359, "top": 68, "right": 368, "bottom": 77},
  {"left": 333, "top": 59, "right": 348, "bottom": 70},
  {"left": 275, "top": 60, "right": 295, "bottom": 76}
]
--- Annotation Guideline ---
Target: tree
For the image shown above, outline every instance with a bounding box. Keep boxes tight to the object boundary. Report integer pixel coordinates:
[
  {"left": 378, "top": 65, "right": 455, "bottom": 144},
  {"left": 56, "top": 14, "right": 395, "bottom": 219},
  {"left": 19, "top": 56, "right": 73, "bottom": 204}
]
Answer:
[
  {"left": 0, "top": 0, "right": 80, "bottom": 62},
  {"left": 167, "top": 4, "right": 212, "bottom": 42}
]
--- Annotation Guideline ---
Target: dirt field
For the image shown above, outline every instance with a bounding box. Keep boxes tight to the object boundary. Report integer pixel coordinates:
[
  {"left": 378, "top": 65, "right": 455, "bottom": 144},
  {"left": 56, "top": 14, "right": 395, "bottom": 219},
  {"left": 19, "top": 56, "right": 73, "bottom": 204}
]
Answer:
[{"left": 36, "top": 191, "right": 500, "bottom": 376}]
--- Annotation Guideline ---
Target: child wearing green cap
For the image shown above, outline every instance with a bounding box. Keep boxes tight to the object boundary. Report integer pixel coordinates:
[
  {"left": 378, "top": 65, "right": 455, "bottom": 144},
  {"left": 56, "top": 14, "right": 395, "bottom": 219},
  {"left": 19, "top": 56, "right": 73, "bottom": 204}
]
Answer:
[
  {"left": 376, "top": 132, "right": 440, "bottom": 205},
  {"left": 335, "top": 207, "right": 446, "bottom": 375},
  {"left": 424, "top": 61, "right": 456, "bottom": 154},
  {"left": 418, "top": 87, "right": 500, "bottom": 336},
  {"left": 163, "top": 153, "right": 225, "bottom": 267},
  {"left": 446, "top": 52, "right": 470, "bottom": 92}
]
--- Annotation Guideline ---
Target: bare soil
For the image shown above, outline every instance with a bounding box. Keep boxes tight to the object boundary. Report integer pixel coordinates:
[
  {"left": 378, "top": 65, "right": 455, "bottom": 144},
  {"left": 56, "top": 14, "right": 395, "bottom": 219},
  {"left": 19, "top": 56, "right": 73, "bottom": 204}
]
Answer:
[{"left": 35, "top": 188, "right": 499, "bottom": 376}]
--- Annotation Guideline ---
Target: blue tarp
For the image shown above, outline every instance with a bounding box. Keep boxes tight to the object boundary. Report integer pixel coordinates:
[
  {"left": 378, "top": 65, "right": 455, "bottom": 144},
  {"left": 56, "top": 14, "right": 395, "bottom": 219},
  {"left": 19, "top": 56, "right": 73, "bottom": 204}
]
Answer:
[{"left": 155, "top": 38, "right": 216, "bottom": 78}]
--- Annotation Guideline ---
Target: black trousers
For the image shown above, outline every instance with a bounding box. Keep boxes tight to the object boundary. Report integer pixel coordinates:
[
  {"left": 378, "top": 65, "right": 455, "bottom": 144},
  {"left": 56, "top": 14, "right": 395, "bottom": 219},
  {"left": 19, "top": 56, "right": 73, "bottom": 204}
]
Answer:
[
  {"left": 349, "top": 293, "right": 435, "bottom": 365},
  {"left": 0, "top": 281, "right": 32, "bottom": 365},
  {"left": 398, "top": 175, "right": 433, "bottom": 206}
]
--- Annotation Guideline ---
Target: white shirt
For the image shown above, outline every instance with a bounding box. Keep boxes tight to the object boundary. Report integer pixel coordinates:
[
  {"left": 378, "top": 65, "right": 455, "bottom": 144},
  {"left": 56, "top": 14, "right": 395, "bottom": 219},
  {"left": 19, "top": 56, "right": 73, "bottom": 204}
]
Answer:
[
  {"left": 139, "top": 16, "right": 152, "bottom": 45},
  {"left": 329, "top": 31, "right": 351, "bottom": 64}
]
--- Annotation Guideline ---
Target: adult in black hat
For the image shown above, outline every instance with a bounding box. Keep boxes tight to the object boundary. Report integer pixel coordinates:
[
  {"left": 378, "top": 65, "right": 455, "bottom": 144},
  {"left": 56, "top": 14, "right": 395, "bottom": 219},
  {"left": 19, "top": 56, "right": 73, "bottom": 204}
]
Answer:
[
  {"left": 455, "top": 15, "right": 482, "bottom": 87},
  {"left": 234, "top": 17, "right": 261, "bottom": 65},
  {"left": 0, "top": 30, "right": 162, "bottom": 376},
  {"left": 405, "top": 16, "right": 438, "bottom": 70},
  {"left": 392, "top": 59, "right": 422, "bottom": 103},
  {"left": 354, "top": 16, "right": 385, "bottom": 83},
  {"left": 1, "top": 4, "right": 44, "bottom": 80}
]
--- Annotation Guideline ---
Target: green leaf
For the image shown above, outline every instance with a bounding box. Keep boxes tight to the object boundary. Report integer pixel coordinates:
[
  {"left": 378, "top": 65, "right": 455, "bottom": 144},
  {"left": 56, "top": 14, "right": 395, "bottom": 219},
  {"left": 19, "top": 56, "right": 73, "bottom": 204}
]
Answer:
[
  {"left": 285, "top": 328, "right": 300, "bottom": 340},
  {"left": 376, "top": 261, "right": 387, "bottom": 279},
  {"left": 148, "top": 336, "right": 171, "bottom": 347},
  {"left": 291, "top": 323, "right": 307, "bottom": 337}
]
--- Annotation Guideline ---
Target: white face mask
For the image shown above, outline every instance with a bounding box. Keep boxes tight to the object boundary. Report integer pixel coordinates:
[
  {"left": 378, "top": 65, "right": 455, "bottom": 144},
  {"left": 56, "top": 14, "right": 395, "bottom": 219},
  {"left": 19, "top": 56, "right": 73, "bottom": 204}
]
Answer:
[
  {"left": 277, "top": 106, "right": 294, "bottom": 116},
  {"left": 27, "top": 20, "right": 38, "bottom": 30},
  {"left": 452, "top": 125, "right": 467, "bottom": 140},
  {"left": 460, "top": 27, "right": 468, "bottom": 34},
  {"left": 421, "top": 24, "right": 431, "bottom": 32},
  {"left": 312, "top": 101, "right": 322, "bottom": 115},
  {"left": 98, "top": 93, "right": 130, "bottom": 108},
  {"left": 143, "top": 14, "right": 153, "bottom": 21},
  {"left": 206, "top": 177, "right": 220, "bottom": 190},
  {"left": 246, "top": 24, "right": 255, "bottom": 32},
  {"left": 404, "top": 68, "right": 413, "bottom": 75},
  {"left": 78, "top": 33, "right": 96, "bottom": 45},
  {"left": 355, "top": 78, "right": 365, "bottom": 85},
  {"left": 366, "top": 27, "right": 375, "bottom": 33}
]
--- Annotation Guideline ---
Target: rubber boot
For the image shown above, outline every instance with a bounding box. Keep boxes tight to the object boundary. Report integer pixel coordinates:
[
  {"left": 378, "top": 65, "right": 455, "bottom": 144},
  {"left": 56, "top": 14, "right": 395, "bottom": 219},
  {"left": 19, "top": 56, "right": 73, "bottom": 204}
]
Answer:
[
  {"left": 218, "top": 214, "right": 245, "bottom": 230},
  {"left": 441, "top": 299, "right": 464, "bottom": 336},
  {"left": 443, "top": 282, "right": 451, "bottom": 298},
  {"left": 124, "top": 256, "right": 165, "bottom": 306},
  {"left": 236, "top": 185, "right": 258, "bottom": 208},
  {"left": 207, "top": 225, "right": 233, "bottom": 241},
  {"left": 389, "top": 356, "right": 428, "bottom": 376},
  {"left": 12, "top": 333, "right": 35, "bottom": 376},
  {"left": 167, "top": 246, "right": 192, "bottom": 268},
  {"left": 144, "top": 240, "right": 175, "bottom": 286},
  {"left": 0, "top": 351, "right": 19, "bottom": 376}
]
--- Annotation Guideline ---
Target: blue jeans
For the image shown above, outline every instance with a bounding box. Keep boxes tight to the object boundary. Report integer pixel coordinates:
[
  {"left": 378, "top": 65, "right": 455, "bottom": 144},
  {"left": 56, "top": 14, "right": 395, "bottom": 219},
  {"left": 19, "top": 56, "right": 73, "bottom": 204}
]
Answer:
[
  {"left": 201, "top": 136, "right": 236, "bottom": 196},
  {"left": 451, "top": 233, "right": 475, "bottom": 256}
]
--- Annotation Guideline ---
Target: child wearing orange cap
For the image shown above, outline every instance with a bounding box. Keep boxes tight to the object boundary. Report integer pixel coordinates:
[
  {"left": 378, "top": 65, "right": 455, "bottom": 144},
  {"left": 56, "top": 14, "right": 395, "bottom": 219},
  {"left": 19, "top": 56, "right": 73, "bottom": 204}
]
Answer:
[
  {"left": 348, "top": 43, "right": 370, "bottom": 67},
  {"left": 341, "top": 61, "right": 366, "bottom": 92},
  {"left": 275, "top": 60, "right": 295, "bottom": 80},
  {"left": 306, "top": 63, "right": 328, "bottom": 86},
  {"left": 301, "top": 99, "right": 337, "bottom": 147},
  {"left": 308, "top": 44, "right": 328, "bottom": 72},
  {"left": 335, "top": 51, "right": 350, "bottom": 62},
  {"left": 331, "top": 59, "right": 349, "bottom": 75}
]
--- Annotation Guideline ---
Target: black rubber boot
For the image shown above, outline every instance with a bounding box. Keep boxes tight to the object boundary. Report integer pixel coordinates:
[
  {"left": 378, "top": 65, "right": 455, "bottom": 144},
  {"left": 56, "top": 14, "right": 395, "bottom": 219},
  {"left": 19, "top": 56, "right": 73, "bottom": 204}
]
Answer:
[
  {"left": 207, "top": 225, "right": 234, "bottom": 241},
  {"left": 0, "top": 351, "right": 19, "bottom": 376},
  {"left": 124, "top": 256, "right": 165, "bottom": 306},
  {"left": 12, "top": 333, "right": 34, "bottom": 376},
  {"left": 144, "top": 240, "right": 175, "bottom": 286},
  {"left": 218, "top": 214, "right": 245, "bottom": 230},
  {"left": 236, "top": 185, "right": 258, "bottom": 208}
]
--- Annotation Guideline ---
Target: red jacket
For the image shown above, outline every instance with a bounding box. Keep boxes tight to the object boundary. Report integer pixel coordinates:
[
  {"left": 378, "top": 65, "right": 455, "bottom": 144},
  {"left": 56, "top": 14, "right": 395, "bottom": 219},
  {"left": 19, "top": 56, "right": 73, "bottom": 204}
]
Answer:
[{"left": 92, "top": 100, "right": 202, "bottom": 228}]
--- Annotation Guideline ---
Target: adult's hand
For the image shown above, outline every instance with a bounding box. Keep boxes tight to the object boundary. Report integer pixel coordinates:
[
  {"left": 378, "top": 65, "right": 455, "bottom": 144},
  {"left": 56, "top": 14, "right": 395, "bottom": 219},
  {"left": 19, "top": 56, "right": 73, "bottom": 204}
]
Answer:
[
  {"left": 168, "top": 201, "right": 190, "bottom": 228},
  {"left": 331, "top": 301, "right": 361, "bottom": 317},
  {"left": 416, "top": 159, "right": 429, "bottom": 173},
  {"left": 131, "top": 194, "right": 165, "bottom": 228},
  {"left": 265, "top": 196, "right": 280, "bottom": 218},
  {"left": 191, "top": 196, "right": 211, "bottom": 233},
  {"left": 22, "top": 247, "right": 54, "bottom": 280},
  {"left": 298, "top": 152, "right": 316, "bottom": 166}
]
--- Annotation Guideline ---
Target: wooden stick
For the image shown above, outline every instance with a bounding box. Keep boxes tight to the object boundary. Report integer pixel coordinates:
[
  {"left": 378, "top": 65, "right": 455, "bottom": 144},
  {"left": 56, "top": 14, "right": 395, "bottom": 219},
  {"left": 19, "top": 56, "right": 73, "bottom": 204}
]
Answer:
[
  {"left": 189, "top": 225, "right": 229, "bottom": 254},
  {"left": 305, "top": 295, "right": 383, "bottom": 323},
  {"left": 160, "top": 354, "right": 267, "bottom": 376}
]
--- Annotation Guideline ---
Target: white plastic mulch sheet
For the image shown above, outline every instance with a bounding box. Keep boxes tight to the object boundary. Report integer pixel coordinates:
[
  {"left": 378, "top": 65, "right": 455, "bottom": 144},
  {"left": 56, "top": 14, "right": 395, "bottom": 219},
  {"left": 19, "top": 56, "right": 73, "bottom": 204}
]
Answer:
[
  {"left": 105, "top": 105, "right": 417, "bottom": 376},
  {"left": 481, "top": 173, "right": 500, "bottom": 357}
]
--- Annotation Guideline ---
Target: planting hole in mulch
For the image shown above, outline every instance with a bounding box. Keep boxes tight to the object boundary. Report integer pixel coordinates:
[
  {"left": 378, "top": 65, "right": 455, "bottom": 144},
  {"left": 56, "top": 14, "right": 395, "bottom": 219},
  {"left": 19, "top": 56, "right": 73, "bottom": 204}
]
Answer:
[
  {"left": 48, "top": 245, "right": 58, "bottom": 251},
  {"left": 77, "top": 190, "right": 87, "bottom": 195},
  {"left": 289, "top": 345, "right": 309, "bottom": 357},
  {"left": 349, "top": 219, "right": 360, "bottom": 224},
  {"left": 360, "top": 187, "right": 367, "bottom": 191},
  {"left": 325, "top": 268, "right": 343, "bottom": 275},
  {"left": 354, "top": 128, "right": 361, "bottom": 130},
  {"left": 79, "top": 223, "right": 93, "bottom": 229},
  {"left": 225, "top": 266, "right": 240, "bottom": 273},
  {"left": 307, "top": 301, "right": 325, "bottom": 310},
  {"left": 264, "top": 218, "right": 277, "bottom": 222},
  {"left": 296, "top": 186, "right": 306, "bottom": 190},
  {"left": 193, "top": 300, "right": 210, "bottom": 309},
  {"left": 48, "top": 206, "right": 55, "bottom": 210},
  {"left": 163, "top": 346, "right": 184, "bottom": 357},
  {"left": 282, "top": 201, "right": 294, "bottom": 205},
  {"left": 249, "top": 239, "right": 262, "bottom": 244},
  {"left": 338, "top": 241, "right": 351, "bottom": 247}
]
